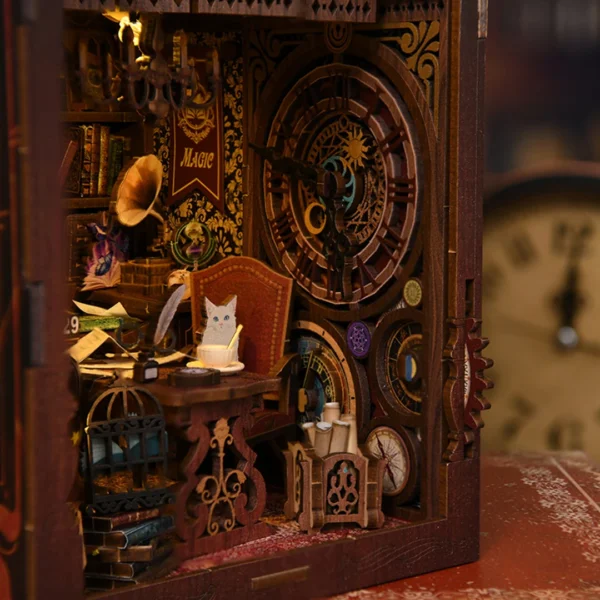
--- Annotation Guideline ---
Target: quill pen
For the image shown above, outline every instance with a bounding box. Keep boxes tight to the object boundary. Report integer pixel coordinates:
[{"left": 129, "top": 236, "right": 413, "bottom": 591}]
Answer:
[{"left": 153, "top": 284, "right": 188, "bottom": 347}]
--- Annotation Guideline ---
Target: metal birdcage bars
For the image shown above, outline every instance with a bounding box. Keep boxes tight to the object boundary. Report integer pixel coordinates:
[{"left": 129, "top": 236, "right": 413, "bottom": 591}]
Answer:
[{"left": 84, "top": 380, "right": 174, "bottom": 515}]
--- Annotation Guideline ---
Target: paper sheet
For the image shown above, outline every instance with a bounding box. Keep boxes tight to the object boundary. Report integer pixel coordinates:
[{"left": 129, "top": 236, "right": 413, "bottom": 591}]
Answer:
[
  {"left": 73, "top": 300, "right": 130, "bottom": 318},
  {"left": 81, "top": 351, "right": 187, "bottom": 370},
  {"left": 68, "top": 328, "right": 112, "bottom": 363}
]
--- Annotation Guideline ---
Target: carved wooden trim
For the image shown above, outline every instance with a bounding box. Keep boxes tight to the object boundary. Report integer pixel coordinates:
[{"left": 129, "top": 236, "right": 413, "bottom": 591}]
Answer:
[
  {"left": 286, "top": 445, "right": 385, "bottom": 533},
  {"left": 368, "top": 21, "right": 441, "bottom": 128},
  {"left": 377, "top": 0, "right": 444, "bottom": 22},
  {"left": 168, "top": 400, "right": 271, "bottom": 560}
]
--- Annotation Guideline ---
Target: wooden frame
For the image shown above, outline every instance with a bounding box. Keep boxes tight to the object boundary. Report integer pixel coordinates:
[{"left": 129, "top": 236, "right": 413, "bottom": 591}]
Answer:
[{"left": 0, "top": 0, "right": 489, "bottom": 598}]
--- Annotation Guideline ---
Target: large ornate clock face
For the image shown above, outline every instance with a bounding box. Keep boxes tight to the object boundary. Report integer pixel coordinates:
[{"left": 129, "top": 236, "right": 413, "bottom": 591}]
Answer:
[
  {"left": 291, "top": 320, "right": 357, "bottom": 423},
  {"left": 483, "top": 178, "right": 600, "bottom": 460},
  {"left": 262, "top": 62, "right": 420, "bottom": 309}
]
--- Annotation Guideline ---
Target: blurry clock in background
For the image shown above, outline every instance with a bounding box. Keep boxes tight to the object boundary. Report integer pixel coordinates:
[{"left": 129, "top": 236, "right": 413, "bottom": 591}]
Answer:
[{"left": 482, "top": 163, "right": 600, "bottom": 461}]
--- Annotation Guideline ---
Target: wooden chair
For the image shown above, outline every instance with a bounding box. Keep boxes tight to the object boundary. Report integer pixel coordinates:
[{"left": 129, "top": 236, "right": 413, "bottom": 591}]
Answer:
[{"left": 189, "top": 256, "right": 299, "bottom": 437}]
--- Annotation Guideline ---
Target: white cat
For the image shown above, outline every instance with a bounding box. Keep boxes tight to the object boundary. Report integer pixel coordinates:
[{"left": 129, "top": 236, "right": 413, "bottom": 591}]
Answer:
[{"left": 198, "top": 295, "right": 239, "bottom": 362}]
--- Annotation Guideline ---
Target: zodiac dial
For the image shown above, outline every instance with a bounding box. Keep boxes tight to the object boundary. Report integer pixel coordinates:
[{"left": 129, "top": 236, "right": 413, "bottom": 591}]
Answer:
[
  {"left": 371, "top": 309, "right": 425, "bottom": 423},
  {"left": 260, "top": 62, "right": 420, "bottom": 313},
  {"left": 291, "top": 320, "right": 359, "bottom": 425}
]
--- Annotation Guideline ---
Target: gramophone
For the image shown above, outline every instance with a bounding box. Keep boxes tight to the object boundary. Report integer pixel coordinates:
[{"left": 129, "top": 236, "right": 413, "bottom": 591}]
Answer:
[{"left": 112, "top": 154, "right": 174, "bottom": 298}]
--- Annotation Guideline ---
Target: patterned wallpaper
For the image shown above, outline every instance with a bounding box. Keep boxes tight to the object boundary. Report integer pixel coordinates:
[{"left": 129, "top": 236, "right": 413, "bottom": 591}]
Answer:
[{"left": 153, "top": 31, "right": 244, "bottom": 262}]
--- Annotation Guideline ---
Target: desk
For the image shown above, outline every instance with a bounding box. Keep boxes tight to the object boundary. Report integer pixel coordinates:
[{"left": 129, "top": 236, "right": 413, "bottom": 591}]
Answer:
[
  {"left": 331, "top": 452, "right": 600, "bottom": 600},
  {"left": 146, "top": 372, "right": 280, "bottom": 562}
]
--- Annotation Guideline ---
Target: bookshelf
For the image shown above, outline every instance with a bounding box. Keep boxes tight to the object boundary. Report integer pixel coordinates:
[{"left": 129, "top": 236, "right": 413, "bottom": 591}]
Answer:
[
  {"left": 65, "top": 195, "right": 111, "bottom": 210},
  {"left": 61, "top": 111, "right": 142, "bottom": 124}
]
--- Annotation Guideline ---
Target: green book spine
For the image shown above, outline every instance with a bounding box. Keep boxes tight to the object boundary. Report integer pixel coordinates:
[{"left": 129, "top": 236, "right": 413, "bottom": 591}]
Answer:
[
  {"left": 89, "top": 123, "right": 102, "bottom": 196},
  {"left": 78, "top": 315, "right": 123, "bottom": 333},
  {"left": 97, "top": 125, "right": 110, "bottom": 196}
]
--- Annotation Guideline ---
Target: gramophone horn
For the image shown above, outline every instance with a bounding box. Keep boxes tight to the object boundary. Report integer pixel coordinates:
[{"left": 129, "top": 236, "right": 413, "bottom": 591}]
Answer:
[{"left": 114, "top": 154, "right": 164, "bottom": 227}]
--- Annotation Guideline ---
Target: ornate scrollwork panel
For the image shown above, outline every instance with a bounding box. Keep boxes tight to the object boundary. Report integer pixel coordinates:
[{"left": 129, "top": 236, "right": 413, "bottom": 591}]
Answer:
[
  {"left": 195, "top": 418, "right": 247, "bottom": 536},
  {"left": 327, "top": 460, "right": 360, "bottom": 515}
]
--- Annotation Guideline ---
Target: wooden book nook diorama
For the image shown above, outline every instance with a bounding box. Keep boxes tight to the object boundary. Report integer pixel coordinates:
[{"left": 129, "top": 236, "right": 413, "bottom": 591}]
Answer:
[{"left": 0, "top": 1, "right": 492, "bottom": 598}]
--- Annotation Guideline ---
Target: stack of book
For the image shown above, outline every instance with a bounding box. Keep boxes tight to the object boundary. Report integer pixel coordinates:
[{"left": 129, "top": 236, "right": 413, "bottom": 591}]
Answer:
[
  {"left": 83, "top": 508, "right": 175, "bottom": 590},
  {"left": 64, "top": 125, "right": 132, "bottom": 198}
]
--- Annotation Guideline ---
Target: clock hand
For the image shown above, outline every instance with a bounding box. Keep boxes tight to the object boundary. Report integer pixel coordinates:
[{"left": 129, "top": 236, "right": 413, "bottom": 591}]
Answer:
[
  {"left": 495, "top": 312, "right": 600, "bottom": 357},
  {"left": 303, "top": 350, "right": 315, "bottom": 388},
  {"left": 376, "top": 434, "right": 397, "bottom": 489},
  {"left": 553, "top": 262, "right": 585, "bottom": 350},
  {"left": 252, "top": 143, "right": 356, "bottom": 299}
]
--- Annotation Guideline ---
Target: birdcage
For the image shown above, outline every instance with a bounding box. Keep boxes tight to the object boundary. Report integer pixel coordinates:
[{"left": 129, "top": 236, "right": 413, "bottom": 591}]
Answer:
[{"left": 83, "top": 380, "right": 174, "bottom": 515}]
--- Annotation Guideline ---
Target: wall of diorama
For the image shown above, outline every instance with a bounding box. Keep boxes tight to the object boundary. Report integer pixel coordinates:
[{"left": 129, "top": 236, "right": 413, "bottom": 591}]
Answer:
[{"left": 154, "top": 31, "right": 245, "bottom": 262}]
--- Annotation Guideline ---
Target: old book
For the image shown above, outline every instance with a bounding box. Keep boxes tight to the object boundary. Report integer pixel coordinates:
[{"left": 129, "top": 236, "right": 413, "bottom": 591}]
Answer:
[
  {"left": 85, "top": 560, "right": 148, "bottom": 579},
  {"left": 89, "top": 123, "right": 102, "bottom": 196},
  {"left": 86, "top": 539, "right": 172, "bottom": 569},
  {"left": 79, "top": 125, "right": 94, "bottom": 197},
  {"left": 85, "top": 577, "right": 131, "bottom": 591},
  {"left": 83, "top": 508, "right": 160, "bottom": 533},
  {"left": 84, "top": 565, "right": 158, "bottom": 590},
  {"left": 61, "top": 127, "right": 82, "bottom": 193},
  {"left": 122, "top": 135, "right": 132, "bottom": 165},
  {"left": 97, "top": 125, "right": 110, "bottom": 196},
  {"left": 86, "top": 539, "right": 157, "bottom": 564},
  {"left": 83, "top": 515, "right": 174, "bottom": 550},
  {"left": 107, "top": 135, "right": 122, "bottom": 195}
]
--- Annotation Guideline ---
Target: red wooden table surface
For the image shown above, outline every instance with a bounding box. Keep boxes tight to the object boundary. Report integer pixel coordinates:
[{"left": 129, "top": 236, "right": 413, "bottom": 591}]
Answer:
[{"left": 331, "top": 452, "right": 600, "bottom": 600}]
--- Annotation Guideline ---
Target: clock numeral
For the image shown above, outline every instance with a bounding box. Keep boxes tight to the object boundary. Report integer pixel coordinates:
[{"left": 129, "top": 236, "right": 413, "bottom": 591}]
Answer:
[
  {"left": 381, "top": 126, "right": 408, "bottom": 156},
  {"left": 267, "top": 182, "right": 289, "bottom": 196},
  {"left": 357, "top": 256, "right": 377, "bottom": 294},
  {"left": 292, "top": 246, "right": 318, "bottom": 289},
  {"left": 322, "top": 71, "right": 351, "bottom": 112},
  {"left": 295, "top": 82, "right": 319, "bottom": 123},
  {"left": 325, "top": 260, "right": 351, "bottom": 299},
  {"left": 552, "top": 221, "right": 594, "bottom": 258},
  {"left": 501, "top": 396, "right": 536, "bottom": 445},
  {"left": 266, "top": 171, "right": 289, "bottom": 196},
  {"left": 482, "top": 263, "right": 504, "bottom": 302},
  {"left": 377, "top": 222, "right": 404, "bottom": 260},
  {"left": 505, "top": 232, "right": 537, "bottom": 268},
  {"left": 388, "top": 177, "right": 416, "bottom": 204},
  {"left": 547, "top": 419, "right": 584, "bottom": 451},
  {"left": 270, "top": 208, "right": 296, "bottom": 251},
  {"left": 274, "top": 119, "right": 298, "bottom": 154},
  {"left": 360, "top": 92, "right": 382, "bottom": 122}
]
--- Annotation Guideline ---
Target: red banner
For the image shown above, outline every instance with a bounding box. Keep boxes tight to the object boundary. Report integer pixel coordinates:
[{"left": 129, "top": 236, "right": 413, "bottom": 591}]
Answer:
[{"left": 168, "top": 46, "right": 223, "bottom": 212}]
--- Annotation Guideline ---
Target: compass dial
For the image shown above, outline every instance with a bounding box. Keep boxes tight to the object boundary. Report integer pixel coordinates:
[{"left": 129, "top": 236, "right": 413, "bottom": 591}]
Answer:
[{"left": 365, "top": 426, "right": 410, "bottom": 496}]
